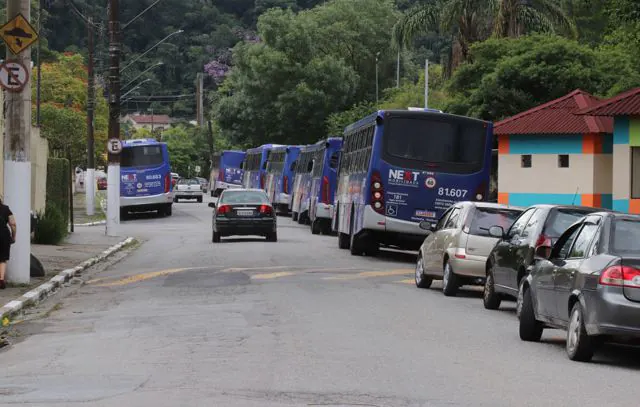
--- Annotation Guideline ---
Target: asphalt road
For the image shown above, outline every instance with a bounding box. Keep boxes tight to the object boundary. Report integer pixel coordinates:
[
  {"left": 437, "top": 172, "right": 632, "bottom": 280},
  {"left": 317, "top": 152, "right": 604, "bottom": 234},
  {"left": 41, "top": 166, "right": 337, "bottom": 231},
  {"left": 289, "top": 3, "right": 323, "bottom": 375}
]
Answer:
[{"left": 2, "top": 195, "right": 639, "bottom": 406}]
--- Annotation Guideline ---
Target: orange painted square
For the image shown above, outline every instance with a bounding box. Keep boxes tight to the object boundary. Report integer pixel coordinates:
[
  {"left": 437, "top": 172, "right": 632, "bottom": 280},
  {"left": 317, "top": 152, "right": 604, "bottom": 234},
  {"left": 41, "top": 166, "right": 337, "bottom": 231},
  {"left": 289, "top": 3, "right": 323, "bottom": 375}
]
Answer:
[
  {"left": 629, "top": 199, "right": 640, "bottom": 214},
  {"left": 498, "top": 135, "right": 510, "bottom": 155},
  {"left": 581, "top": 194, "right": 601, "bottom": 208},
  {"left": 498, "top": 192, "right": 509, "bottom": 204},
  {"left": 582, "top": 133, "right": 598, "bottom": 154}
]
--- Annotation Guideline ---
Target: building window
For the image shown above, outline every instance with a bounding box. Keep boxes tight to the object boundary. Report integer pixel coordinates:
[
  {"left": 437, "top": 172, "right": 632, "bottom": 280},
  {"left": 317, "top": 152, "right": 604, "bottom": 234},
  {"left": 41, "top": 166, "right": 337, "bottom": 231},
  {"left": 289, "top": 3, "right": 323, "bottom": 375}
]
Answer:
[
  {"left": 558, "top": 154, "right": 569, "bottom": 168},
  {"left": 632, "top": 148, "right": 640, "bottom": 198},
  {"left": 521, "top": 154, "right": 532, "bottom": 168}
]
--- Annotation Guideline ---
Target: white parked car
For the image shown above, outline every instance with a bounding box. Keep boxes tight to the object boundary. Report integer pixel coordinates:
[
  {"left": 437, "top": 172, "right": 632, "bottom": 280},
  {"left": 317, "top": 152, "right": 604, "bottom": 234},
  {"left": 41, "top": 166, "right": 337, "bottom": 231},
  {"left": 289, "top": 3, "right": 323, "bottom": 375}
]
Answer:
[{"left": 174, "top": 178, "right": 203, "bottom": 203}]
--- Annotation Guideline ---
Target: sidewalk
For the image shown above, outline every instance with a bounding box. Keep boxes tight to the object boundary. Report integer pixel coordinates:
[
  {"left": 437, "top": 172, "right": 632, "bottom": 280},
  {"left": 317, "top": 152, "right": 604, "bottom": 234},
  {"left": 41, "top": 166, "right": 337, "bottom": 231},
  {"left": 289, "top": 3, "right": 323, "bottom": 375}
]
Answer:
[
  {"left": 0, "top": 226, "right": 124, "bottom": 307},
  {"left": 72, "top": 192, "right": 106, "bottom": 225}
]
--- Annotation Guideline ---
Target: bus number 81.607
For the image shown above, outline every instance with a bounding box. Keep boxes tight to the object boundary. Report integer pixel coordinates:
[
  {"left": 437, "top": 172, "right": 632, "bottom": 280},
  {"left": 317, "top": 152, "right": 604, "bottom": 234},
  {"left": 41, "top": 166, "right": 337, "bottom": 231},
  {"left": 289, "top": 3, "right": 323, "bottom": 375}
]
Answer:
[{"left": 438, "top": 188, "right": 467, "bottom": 198}]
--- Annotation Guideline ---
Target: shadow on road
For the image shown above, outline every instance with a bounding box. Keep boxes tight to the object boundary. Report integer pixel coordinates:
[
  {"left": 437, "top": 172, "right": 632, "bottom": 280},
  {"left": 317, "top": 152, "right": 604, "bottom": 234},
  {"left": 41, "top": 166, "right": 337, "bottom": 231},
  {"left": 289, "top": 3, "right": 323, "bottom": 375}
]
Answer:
[
  {"left": 541, "top": 336, "right": 640, "bottom": 369},
  {"left": 376, "top": 249, "right": 417, "bottom": 264}
]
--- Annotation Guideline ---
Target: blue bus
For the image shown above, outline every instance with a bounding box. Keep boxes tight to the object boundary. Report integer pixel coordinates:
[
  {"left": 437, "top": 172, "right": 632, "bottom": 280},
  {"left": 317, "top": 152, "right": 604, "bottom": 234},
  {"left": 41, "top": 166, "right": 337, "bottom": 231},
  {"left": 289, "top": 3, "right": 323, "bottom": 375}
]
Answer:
[
  {"left": 209, "top": 150, "right": 246, "bottom": 197},
  {"left": 333, "top": 109, "right": 492, "bottom": 256},
  {"left": 308, "top": 137, "right": 342, "bottom": 234},
  {"left": 120, "top": 138, "right": 174, "bottom": 219},
  {"left": 290, "top": 142, "right": 323, "bottom": 224},
  {"left": 265, "top": 145, "right": 302, "bottom": 214},
  {"left": 242, "top": 144, "right": 282, "bottom": 190}
]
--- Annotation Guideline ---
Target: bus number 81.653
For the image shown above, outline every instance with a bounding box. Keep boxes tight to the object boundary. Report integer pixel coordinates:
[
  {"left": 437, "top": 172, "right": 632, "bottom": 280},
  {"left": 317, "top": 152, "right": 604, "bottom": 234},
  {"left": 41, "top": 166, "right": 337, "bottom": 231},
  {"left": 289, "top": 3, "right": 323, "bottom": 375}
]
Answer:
[{"left": 438, "top": 187, "right": 467, "bottom": 198}]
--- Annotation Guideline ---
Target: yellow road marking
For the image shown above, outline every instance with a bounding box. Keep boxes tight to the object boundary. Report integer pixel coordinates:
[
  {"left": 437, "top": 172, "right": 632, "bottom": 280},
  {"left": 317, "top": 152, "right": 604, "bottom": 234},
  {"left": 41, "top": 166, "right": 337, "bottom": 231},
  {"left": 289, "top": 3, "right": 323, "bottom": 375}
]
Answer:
[
  {"left": 251, "top": 271, "right": 296, "bottom": 280},
  {"left": 396, "top": 279, "right": 415, "bottom": 284},
  {"left": 323, "top": 269, "right": 413, "bottom": 280},
  {"left": 93, "top": 268, "right": 187, "bottom": 287}
]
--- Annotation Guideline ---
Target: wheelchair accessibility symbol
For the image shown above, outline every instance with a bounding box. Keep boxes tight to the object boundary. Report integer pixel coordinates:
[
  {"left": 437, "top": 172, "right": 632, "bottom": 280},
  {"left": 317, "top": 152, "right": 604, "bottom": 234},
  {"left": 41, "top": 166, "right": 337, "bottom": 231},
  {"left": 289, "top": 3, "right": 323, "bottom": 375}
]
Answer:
[{"left": 386, "top": 204, "right": 398, "bottom": 216}]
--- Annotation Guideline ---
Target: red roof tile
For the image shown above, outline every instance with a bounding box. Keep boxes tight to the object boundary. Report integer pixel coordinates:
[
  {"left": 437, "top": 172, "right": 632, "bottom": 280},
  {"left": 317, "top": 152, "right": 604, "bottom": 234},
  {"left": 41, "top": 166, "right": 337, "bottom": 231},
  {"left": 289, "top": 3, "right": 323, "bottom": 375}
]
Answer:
[
  {"left": 494, "top": 89, "right": 613, "bottom": 135},
  {"left": 577, "top": 87, "right": 640, "bottom": 117},
  {"left": 129, "top": 114, "right": 171, "bottom": 124}
]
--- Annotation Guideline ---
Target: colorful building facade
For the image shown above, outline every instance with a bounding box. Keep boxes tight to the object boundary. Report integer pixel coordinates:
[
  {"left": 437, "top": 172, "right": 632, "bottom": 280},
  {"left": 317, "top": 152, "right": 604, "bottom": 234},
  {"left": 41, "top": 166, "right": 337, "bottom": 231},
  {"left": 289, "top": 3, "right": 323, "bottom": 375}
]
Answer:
[
  {"left": 495, "top": 90, "right": 614, "bottom": 208},
  {"left": 580, "top": 88, "right": 640, "bottom": 213}
]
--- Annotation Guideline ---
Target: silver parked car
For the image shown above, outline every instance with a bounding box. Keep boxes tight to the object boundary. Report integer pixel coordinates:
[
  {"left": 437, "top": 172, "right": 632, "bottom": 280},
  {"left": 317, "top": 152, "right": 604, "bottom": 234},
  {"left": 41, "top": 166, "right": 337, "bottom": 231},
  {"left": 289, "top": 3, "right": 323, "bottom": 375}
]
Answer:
[{"left": 415, "top": 201, "right": 524, "bottom": 296}]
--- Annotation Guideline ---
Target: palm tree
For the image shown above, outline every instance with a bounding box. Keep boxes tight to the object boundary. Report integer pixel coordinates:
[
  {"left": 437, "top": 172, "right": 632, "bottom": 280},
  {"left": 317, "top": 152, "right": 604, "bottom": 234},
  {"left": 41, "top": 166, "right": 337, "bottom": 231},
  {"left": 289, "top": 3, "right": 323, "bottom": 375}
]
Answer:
[{"left": 392, "top": 0, "right": 576, "bottom": 66}]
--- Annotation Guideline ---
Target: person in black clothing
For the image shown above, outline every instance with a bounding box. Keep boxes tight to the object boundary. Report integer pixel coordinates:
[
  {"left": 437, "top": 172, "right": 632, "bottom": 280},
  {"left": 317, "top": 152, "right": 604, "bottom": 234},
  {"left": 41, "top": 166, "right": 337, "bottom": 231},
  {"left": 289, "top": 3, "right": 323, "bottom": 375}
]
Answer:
[{"left": 0, "top": 198, "right": 16, "bottom": 289}]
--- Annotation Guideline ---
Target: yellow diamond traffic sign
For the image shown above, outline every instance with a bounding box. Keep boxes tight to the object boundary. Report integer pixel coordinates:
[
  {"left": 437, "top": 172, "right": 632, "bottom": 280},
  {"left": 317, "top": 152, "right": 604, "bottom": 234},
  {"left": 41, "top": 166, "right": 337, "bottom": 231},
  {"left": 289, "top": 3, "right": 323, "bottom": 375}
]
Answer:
[{"left": 0, "top": 13, "right": 39, "bottom": 55}]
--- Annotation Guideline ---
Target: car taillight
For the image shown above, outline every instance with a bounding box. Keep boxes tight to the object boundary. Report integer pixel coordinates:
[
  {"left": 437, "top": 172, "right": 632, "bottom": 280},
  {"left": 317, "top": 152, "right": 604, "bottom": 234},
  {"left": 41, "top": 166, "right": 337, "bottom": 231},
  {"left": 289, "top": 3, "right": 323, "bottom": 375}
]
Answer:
[
  {"left": 164, "top": 173, "right": 170, "bottom": 193},
  {"left": 283, "top": 175, "right": 289, "bottom": 194},
  {"left": 535, "top": 234, "right": 552, "bottom": 249},
  {"left": 370, "top": 171, "right": 384, "bottom": 214},
  {"left": 600, "top": 265, "right": 640, "bottom": 288},
  {"left": 217, "top": 205, "right": 231, "bottom": 215},
  {"left": 259, "top": 204, "right": 273, "bottom": 215},
  {"left": 322, "top": 175, "right": 330, "bottom": 204}
]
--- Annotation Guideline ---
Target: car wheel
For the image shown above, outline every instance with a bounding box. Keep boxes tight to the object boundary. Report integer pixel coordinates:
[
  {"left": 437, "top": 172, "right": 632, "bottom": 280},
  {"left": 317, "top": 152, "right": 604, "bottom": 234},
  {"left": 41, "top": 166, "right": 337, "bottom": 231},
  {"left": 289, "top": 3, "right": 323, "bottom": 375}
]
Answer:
[
  {"left": 519, "top": 285, "right": 543, "bottom": 342},
  {"left": 483, "top": 263, "right": 502, "bottom": 310},
  {"left": 197, "top": 197, "right": 203, "bottom": 203},
  {"left": 120, "top": 208, "right": 129, "bottom": 221},
  {"left": 212, "top": 231, "right": 221, "bottom": 243},
  {"left": 266, "top": 232, "right": 278, "bottom": 242},
  {"left": 442, "top": 260, "right": 459, "bottom": 297},
  {"left": 566, "top": 303, "right": 594, "bottom": 362},
  {"left": 311, "top": 219, "right": 321, "bottom": 235},
  {"left": 415, "top": 255, "right": 433, "bottom": 289}
]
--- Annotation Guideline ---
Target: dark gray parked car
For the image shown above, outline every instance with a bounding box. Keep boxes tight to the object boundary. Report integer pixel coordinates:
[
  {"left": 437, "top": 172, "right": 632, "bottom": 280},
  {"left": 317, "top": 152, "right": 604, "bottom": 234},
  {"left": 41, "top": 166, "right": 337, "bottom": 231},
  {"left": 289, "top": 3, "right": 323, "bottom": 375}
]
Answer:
[{"left": 518, "top": 212, "right": 640, "bottom": 362}]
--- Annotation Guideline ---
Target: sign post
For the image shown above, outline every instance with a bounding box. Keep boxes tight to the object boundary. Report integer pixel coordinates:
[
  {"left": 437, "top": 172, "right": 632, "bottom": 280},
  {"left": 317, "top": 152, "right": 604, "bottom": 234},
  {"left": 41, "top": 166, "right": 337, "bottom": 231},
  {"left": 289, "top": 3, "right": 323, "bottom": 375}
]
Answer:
[{"left": 1, "top": 1, "right": 35, "bottom": 284}]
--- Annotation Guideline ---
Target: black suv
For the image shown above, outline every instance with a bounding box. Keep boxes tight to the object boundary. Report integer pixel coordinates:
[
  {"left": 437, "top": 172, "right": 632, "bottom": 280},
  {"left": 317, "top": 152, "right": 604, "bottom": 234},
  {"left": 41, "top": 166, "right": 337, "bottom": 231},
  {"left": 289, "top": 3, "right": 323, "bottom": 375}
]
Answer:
[{"left": 483, "top": 204, "right": 606, "bottom": 310}]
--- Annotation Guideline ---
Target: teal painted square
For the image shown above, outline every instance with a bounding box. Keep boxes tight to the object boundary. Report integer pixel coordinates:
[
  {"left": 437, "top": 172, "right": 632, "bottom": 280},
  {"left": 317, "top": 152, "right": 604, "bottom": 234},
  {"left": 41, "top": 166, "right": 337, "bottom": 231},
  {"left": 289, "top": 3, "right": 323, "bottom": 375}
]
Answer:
[
  {"left": 601, "top": 194, "right": 613, "bottom": 209},
  {"left": 508, "top": 193, "right": 577, "bottom": 207},
  {"left": 509, "top": 134, "right": 583, "bottom": 155},
  {"left": 601, "top": 133, "right": 613, "bottom": 154},
  {"left": 613, "top": 199, "right": 629, "bottom": 212},
  {"left": 613, "top": 117, "right": 630, "bottom": 145}
]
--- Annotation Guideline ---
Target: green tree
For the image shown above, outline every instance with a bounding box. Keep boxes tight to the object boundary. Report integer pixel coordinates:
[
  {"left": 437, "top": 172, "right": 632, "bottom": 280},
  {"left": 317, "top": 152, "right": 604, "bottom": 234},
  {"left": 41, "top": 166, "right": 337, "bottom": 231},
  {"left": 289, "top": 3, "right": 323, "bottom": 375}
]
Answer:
[{"left": 445, "top": 34, "right": 640, "bottom": 121}]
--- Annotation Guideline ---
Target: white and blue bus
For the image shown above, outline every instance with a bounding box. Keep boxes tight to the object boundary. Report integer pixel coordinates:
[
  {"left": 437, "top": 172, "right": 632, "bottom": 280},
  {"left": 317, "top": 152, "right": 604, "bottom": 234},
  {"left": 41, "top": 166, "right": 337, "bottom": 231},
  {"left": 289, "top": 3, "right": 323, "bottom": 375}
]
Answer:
[
  {"left": 210, "top": 150, "right": 246, "bottom": 197},
  {"left": 265, "top": 145, "right": 303, "bottom": 215},
  {"left": 333, "top": 109, "right": 492, "bottom": 256},
  {"left": 308, "top": 137, "right": 342, "bottom": 234},
  {"left": 120, "top": 138, "right": 174, "bottom": 219},
  {"left": 242, "top": 144, "right": 282, "bottom": 190}
]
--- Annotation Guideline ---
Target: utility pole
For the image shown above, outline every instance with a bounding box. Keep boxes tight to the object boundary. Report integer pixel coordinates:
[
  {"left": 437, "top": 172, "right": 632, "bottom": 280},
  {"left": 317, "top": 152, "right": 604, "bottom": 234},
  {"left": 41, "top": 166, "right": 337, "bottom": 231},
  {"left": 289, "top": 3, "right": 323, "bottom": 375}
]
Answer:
[
  {"left": 85, "top": 18, "right": 96, "bottom": 216},
  {"left": 35, "top": 0, "right": 42, "bottom": 126},
  {"left": 396, "top": 51, "right": 400, "bottom": 88},
  {"left": 207, "top": 120, "right": 214, "bottom": 169},
  {"left": 3, "top": 0, "right": 32, "bottom": 284},
  {"left": 106, "top": 0, "right": 121, "bottom": 237},
  {"left": 424, "top": 59, "right": 429, "bottom": 109},
  {"left": 196, "top": 73, "right": 204, "bottom": 126}
]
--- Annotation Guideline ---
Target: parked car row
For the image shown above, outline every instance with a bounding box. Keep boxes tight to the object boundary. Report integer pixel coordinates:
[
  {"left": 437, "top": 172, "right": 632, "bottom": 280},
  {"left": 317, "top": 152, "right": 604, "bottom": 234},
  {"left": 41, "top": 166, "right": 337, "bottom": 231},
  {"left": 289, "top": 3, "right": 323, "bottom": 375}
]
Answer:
[{"left": 415, "top": 202, "right": 640, "bottom": 362}]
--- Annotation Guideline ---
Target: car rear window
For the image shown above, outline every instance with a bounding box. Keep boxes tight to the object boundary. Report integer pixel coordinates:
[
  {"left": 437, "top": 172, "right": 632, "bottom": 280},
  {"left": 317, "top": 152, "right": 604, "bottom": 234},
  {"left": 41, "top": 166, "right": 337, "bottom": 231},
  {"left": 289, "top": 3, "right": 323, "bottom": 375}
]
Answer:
[
  {"left": 220, "top": 191, "right": 269, "bottom": 204},
  {"left": 610, "top": 219, "right": 640, "bottom": 255},
  {"left": 544, "top": 208, "right": 595, "bottom": 238},
  {"left": 469, "top": 207, "right": 523, "bottom": 237},
  {"left": 178, "top": 178, "right": 199, "bottom": 185}
]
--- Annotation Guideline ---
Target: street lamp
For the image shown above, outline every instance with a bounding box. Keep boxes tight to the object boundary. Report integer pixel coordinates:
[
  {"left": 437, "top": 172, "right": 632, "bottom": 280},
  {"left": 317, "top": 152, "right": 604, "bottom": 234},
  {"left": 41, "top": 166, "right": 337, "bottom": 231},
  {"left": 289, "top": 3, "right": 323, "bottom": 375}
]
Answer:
[
  {"left": 122, "top": 0, "right": 163, "bottom": 29},
  {"left": 121, "top": 29, "right": 183, "bottom": 73},
  {"left": 122, "top": 61, "right": 163, "bottom": 90}
]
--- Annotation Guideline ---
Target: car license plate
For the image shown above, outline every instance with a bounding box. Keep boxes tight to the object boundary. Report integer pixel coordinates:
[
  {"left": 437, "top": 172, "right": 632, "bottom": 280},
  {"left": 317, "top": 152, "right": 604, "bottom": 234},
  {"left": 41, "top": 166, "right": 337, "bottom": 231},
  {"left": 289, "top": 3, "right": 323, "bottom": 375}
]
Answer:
[{"left": 237, "top": 210, "right": 253, "bottom": 216}]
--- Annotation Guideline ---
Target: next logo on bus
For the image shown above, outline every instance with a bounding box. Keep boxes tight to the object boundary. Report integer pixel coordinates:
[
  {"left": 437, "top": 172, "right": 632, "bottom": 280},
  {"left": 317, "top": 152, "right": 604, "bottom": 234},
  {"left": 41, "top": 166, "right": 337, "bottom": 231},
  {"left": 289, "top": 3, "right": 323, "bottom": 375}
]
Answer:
[{"left": 388, "top": 169, "right": 419, "bottom": 186}]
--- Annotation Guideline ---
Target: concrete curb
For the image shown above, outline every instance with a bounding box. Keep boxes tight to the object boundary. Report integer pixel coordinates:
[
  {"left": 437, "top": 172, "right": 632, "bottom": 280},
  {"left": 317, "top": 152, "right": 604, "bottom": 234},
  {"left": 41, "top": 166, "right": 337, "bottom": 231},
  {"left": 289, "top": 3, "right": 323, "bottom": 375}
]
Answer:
[
  {"left": 74, "top": 220, "right": 107, "bottom": 227},
  {"left": 0, "top": 237, "right": 136, "bottom": 325}
]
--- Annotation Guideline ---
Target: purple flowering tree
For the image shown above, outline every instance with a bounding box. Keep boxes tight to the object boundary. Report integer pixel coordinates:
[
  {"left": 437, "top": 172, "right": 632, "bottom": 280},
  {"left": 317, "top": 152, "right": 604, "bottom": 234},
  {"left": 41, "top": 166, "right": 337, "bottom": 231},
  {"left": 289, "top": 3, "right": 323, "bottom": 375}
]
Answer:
[{"left": 204, "top": 30, "right": 260, "bottom": 84}]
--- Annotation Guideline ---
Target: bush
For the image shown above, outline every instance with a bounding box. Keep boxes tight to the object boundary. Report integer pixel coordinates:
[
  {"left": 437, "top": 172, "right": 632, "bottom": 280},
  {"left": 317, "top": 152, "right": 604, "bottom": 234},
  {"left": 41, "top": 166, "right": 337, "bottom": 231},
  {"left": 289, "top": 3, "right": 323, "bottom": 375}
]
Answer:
[
  {"left": 46, "top": 157, "right": 70, "bottom": 225},
  {"left": 33, "top": 204, "right": 67, "bottom": 245}
]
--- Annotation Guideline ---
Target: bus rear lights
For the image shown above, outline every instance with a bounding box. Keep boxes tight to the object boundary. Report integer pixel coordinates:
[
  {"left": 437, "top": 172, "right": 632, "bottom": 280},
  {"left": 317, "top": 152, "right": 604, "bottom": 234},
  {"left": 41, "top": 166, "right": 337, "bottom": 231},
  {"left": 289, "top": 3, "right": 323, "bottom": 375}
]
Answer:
[
  {"left": 370, "top": 171, "right": 385, "bottom": 215},
  {"left": 283, "top": 175, "right": 289, "bottom": 194},
  {"left": 322, "top": 176, "right": 330, "bottom": 204},
  {"left": 164, "top": 173, "right": 171, "bottom": 193},
  {"left": 476, "top": 194, "right": 483, "bottom": 200}
]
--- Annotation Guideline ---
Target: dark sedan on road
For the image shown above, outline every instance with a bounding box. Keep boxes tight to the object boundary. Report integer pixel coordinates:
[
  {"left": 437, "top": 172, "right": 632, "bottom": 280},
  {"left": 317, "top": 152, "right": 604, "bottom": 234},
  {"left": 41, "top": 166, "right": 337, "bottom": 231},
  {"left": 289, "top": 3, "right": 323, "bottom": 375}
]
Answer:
[
  {"left": 209, "top": 189, "right": 277, "bottom": 243},
  {"left": 518, "top": 211, "right": 640, "bottom": 362},
  {"left": 484, "top": 204, "right": 606, "bottom": 310}
]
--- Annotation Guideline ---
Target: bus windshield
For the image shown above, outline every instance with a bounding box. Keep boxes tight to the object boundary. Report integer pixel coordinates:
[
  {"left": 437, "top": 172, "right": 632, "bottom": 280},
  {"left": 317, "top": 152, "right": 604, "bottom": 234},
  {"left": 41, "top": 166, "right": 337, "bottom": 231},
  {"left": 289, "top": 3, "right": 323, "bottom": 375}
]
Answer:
[
  {"left": 384, "top": 116, "right": 486, "bottom": 172},
  {"left": 121, "top": 145, "right": 163, "bottom": 168}
]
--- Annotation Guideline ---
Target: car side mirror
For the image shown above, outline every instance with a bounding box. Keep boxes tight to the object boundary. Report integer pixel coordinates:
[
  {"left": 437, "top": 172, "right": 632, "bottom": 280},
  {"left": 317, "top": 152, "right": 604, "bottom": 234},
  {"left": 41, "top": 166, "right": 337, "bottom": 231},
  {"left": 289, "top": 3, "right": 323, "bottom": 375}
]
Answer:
[
  {"left": 488, "top": 226, "right": 505, "bottom": 238},
  {"left": 208, "top": 202, "right": 216, "bottom": 209},
  {"left": 535, "top": 245, "right": 552, "bottom": 260},
  {"left": 419, "top": 221, "right": 436, "bottom": 231}
]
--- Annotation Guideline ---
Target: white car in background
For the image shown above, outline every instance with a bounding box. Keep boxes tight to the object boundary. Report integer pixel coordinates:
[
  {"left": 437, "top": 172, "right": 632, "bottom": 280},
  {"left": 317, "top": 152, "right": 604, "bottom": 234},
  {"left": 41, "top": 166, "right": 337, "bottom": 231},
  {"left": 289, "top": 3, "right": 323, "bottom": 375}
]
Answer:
[{"left": 174, "top": 178, "right": 203, "bottom": 203}]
